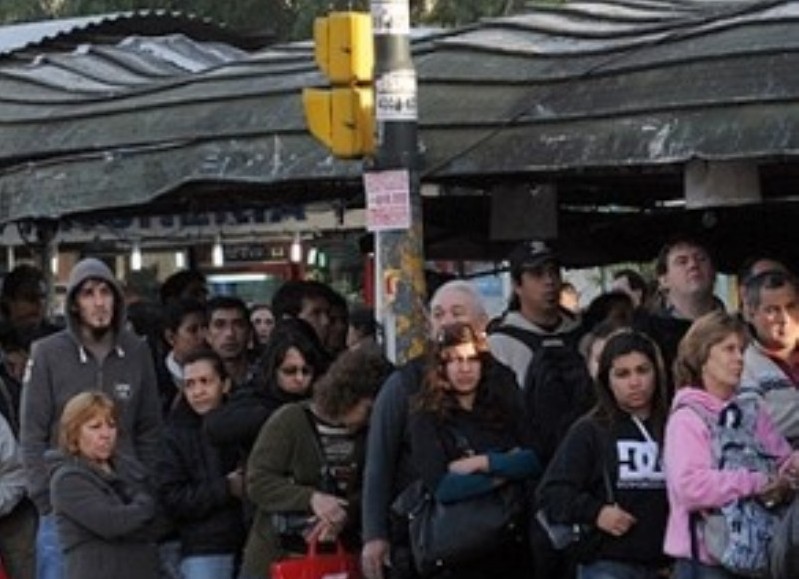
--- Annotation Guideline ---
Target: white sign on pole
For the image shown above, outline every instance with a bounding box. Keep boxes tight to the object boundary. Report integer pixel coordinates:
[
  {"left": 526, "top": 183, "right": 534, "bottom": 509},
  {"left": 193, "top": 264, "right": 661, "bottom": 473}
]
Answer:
[
  {"left": 375, "top": 70, "right": 417, "bottom": 121},
  {"left": 364, "top": 169, "right": 411, "bottom": 232},
  {"left": 371, "top": 0, "right": 411, "bottom": 35}
]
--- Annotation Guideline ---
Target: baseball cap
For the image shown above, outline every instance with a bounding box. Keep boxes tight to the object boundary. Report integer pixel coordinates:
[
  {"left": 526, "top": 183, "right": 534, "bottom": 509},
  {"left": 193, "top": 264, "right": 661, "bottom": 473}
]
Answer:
[{"left": 508, "top": 241, "right": 558, "bottom": 274}]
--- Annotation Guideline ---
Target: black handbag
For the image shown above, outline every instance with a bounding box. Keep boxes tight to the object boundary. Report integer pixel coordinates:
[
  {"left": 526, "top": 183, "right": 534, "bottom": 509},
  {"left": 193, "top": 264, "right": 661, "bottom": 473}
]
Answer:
[
  {"left": 536, "top": 421, "right": 615, "bottom": 563},
  {"left": 535, "top": 463, "right": 612, "bottom": 562},
  {"left": 394, "top": 479, "right": 525, "bottom": 576},
  {"left": 393, "top": 426, "right": 527, "bottom": 576}
]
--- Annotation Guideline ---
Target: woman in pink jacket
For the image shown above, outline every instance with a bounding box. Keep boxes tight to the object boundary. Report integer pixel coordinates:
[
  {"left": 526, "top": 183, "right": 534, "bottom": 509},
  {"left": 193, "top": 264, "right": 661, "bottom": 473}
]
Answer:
[{"left": 664, "top": 311, "right": 799, "bottom": 579}]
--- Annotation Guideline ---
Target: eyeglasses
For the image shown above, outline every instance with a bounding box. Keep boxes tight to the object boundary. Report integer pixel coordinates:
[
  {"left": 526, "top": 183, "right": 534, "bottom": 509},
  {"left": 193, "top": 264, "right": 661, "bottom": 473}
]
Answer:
[{"left": 279, "top": 365, "right": 313, "bottom": 377}]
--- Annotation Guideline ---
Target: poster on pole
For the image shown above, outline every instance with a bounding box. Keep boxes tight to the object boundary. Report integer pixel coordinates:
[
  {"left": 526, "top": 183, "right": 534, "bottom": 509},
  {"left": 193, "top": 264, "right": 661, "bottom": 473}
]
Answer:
[{"left": 364, "top": 169, "right": 411, "bottom": 232}]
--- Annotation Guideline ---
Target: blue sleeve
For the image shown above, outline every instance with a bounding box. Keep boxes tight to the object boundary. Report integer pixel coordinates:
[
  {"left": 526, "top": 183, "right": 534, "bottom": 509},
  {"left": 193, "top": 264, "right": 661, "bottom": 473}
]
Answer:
[
  {"left": 488, "top": 450, "right": 540, "bottom": 479},
  {"left": 434, "top": 472, "right": 495, "bottom": 503}
]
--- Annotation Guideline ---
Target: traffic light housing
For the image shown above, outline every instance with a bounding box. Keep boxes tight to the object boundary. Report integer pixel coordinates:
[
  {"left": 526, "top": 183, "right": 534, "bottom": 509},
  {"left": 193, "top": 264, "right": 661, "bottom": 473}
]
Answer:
[{"left": 303, "top": 12, "right": 375, "bottom": 159}]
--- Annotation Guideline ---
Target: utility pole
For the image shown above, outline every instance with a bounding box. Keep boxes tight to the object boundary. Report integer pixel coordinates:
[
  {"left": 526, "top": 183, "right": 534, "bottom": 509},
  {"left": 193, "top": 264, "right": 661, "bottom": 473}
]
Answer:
[{"left": 368, "top": 0, "right": 427, "bottom": 364}]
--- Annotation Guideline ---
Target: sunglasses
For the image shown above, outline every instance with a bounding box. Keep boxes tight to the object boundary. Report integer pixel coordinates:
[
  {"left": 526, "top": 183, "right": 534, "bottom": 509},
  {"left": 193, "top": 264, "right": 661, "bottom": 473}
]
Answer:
[{"left": 279, "top": 365, "right": 313, "bottom": 377}]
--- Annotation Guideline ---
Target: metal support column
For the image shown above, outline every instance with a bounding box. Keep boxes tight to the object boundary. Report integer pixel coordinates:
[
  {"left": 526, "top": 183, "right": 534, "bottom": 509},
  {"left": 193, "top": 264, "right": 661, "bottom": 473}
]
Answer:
[{"left": 370, "top": 0, "right": 427, "bottom": 364}]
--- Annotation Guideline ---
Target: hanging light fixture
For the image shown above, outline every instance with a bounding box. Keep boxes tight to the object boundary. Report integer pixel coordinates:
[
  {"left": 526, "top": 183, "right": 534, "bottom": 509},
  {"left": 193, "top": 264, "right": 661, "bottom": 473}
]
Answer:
[
  {"left": 130, "top": 241, "right": 142, "bottom": 271},
  {"left": 212, "top": 234, "right": 224, "bottom": 267},
  {"left": 50, "top": 246, "right": 59, "bottom": 275},
  {"left": 290, "top": 233, "right": 302, "bottom": 263},
  {"left": 306, "top": 247, "right": 318, "bottom": 266},
  {"left": 174, "top": 250, "right": 186, "bottom": 269}
]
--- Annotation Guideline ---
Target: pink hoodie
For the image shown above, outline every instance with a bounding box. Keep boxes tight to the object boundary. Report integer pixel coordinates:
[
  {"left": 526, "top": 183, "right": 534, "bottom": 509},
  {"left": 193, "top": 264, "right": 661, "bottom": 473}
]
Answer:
[{"left": 663, "top": 387, "right": 793, "bottom": 563}]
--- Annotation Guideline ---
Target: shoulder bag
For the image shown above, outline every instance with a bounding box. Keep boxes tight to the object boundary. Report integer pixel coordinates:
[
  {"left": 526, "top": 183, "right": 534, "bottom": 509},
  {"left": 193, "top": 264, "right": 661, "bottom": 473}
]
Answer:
[
  {"left": 535, "top": 419, "right": 614, "bottom": 562},
  {"left": 392, "top": 424, "right": 526, "bottom": 576}
]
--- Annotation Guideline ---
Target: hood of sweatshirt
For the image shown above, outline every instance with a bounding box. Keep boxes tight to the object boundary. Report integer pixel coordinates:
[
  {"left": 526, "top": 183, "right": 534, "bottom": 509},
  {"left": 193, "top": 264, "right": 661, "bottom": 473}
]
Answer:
[
  {"left": 670, "top": 386, "right": 727, "bottom": 416},
  {"left": 64, "top": 258, "right": 126, "bottom": 338}
]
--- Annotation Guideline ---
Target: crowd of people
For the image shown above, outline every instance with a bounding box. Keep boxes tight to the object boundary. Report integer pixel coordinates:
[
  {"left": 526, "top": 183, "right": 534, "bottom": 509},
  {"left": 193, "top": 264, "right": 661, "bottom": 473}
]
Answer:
[{"left": 0, "top": 233, "right": 799, "bottom": 579}]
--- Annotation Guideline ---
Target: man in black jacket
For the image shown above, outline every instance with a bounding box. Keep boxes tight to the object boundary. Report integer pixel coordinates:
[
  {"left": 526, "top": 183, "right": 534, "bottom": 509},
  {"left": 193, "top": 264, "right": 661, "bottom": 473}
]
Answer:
[{"left": 361, "top": 280, "right": 507, "bottom": 579}]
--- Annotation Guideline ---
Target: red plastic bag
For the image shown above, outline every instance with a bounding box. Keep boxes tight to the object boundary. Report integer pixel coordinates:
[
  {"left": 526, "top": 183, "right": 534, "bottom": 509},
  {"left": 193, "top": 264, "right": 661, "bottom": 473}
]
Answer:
[
  {"left": 0, "top": 557, "right": 9, "bottom": 579},
  {"left": 270, "top": 536, "right": 361, "bottom": 579}
]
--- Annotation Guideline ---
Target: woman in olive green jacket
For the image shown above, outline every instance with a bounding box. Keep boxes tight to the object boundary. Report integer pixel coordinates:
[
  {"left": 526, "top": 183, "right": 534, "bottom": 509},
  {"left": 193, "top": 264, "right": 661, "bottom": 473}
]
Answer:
[{"left": 239, "top": 345, "right": 391, "bottom": 578}]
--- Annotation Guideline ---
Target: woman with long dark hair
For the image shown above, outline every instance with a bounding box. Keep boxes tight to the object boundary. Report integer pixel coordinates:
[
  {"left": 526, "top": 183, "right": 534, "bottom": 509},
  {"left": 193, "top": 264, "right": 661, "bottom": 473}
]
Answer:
[
  {"left": 405, "top": 321, "right": 538, "bottom": 578},
  {"left": 204, "top": 318, "right": 328, "bottom": 457},
  {"left": 239, "top": 345, "right": 391, "bottom": 579},
  {"left": 537, "top": 329, "right": 671, "bottom": 578}
]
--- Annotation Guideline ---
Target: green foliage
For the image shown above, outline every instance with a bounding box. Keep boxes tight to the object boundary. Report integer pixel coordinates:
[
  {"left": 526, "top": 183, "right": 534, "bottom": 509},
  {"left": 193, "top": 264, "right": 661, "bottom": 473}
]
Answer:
[
  {"left": 0, "top": 0, "right": 543, "bottom": 39},
  {"left": 420, "top": 0, "right": 525, "bottom": 26}
]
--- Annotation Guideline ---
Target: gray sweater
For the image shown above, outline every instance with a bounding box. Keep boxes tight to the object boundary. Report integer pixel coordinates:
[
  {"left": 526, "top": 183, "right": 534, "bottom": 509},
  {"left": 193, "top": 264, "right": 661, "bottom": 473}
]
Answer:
[
  {"left": 49, "top": 452, "right": 159, "bottom": 579},
  {"left": 741, "top": 342, "right": 799, "bottom": 447}
]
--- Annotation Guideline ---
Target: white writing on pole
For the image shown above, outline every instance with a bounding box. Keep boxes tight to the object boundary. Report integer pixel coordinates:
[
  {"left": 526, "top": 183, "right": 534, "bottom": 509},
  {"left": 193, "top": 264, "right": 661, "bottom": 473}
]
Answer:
[
  {"left": 376, "top": 70, "right": 417, "bottom": 121},
  {"left": 363, "top": 170, "right": 411, "bottom": 232},
  {"left": 371, "top": 1, "right": 410, "bottom": 35}
]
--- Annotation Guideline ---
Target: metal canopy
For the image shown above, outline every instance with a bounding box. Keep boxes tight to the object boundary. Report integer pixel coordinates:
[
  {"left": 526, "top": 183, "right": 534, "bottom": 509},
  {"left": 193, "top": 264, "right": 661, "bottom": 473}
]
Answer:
[{"left": 1, "top": 1, "right": 799, "bottom": 266}]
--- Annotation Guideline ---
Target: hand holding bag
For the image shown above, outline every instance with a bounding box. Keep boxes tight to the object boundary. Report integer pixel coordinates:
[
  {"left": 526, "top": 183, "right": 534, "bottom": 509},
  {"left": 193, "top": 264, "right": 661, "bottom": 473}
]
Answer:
[
  {"left": 394, "top": 479, "right": 525, "bottom": 576},
  {"left": 536, "top": 420, "right": 615, "bottom": 562},
  {"left": 269, "top": 533, "right": 362, "bottom": 579}
]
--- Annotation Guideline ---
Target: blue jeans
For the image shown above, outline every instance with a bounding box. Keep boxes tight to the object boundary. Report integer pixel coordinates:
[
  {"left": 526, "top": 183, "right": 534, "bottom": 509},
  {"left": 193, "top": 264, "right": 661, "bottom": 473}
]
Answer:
[
  {"left": 157, "top": 540, "right": 182, "bottom": 579},
  {"left": 180, "top": 554, "right": 235, "bottom": 579},
  {"left": 578, "top": 559, "right": 662, "bottom": 579},
  {"left": 36, "top": 515, "right": 63, "bottom": 579},
  {"left": 672, "top": 559, "right": 742, "bottom": 579}
]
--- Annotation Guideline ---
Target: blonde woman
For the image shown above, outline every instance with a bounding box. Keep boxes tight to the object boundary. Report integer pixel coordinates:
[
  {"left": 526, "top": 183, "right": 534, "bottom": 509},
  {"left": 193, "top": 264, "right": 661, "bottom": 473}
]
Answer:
[{"left": 49, "top": 392, "right": 159, "bottom": 579}]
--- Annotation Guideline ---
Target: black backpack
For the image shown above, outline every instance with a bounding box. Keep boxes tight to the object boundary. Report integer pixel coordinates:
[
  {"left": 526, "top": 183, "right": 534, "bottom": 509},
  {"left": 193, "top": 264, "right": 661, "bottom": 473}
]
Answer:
[{"left": 490, "top": 325, "right": 595, "bottom": 464}]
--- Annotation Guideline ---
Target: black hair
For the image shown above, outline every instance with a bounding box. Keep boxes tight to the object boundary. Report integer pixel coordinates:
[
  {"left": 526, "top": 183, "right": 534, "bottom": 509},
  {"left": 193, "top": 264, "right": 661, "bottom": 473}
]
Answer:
[
  {"left": 613, "top": 269, "right": 649, "bottom": 298},
  {"left": 271, "top": 280, "right": 331, "bottom": 320},
  {"left": 163, "top": 298, "right": 206, "bottom": 333},
  {"left": 655, "top": 234, "right": 713, "bottom": 276},
  {"left": 592, "top": 329, "right": 669, "bottom": 443},
  {"left": 181, "top": 348, "right": 228, "bottom": 382},
  {"left": 582, "top": 291, "right": 635, "bottom": 334},
  {"left": 207, "top": 295, "right": 249, "bottom": 321},
  {"left": 737, "top": 255, "right": 790, "bottom": 286},
  {"left": 349, "top": 307, "right": 378, "bottom": 338},
  {"left": 160, "top": 270, "right": 206, "bottom": 305},
  {"left": 257, "top": 318, "right": 329, "bottom": 397}
]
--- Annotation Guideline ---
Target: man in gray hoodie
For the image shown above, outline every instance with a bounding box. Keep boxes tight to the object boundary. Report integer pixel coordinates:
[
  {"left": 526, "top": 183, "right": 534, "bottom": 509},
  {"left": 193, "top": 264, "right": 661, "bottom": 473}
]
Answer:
[{"left": 20, "top": 257, "right": 162, "bottom": 579}]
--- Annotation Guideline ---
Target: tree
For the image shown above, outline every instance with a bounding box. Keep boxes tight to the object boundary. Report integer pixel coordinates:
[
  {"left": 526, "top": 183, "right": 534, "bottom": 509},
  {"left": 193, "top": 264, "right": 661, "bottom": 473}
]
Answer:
[
  {"left": 416, "top": 0, "right": 527, "bottom": 26},
  {"left": 0, "top": 0, "right": 536, "bottom": 41}
]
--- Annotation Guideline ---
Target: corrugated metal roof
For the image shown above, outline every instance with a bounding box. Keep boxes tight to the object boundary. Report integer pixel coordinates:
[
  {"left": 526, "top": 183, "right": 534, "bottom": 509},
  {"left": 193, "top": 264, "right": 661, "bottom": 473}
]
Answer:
[
  {"left": 0, "top": 10, "right": 254, "bottom": 57},
  {"left": 0, "top": 2, "right": 799, "bottom": 266}
]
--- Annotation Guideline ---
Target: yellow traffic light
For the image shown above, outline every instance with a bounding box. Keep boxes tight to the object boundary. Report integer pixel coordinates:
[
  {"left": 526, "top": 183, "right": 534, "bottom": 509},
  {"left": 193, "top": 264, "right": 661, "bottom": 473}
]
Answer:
[
  {"left": 303, "top": 86, "right": 374, "bottom": 159},
  {"left": 303, "top": 11, "right": 375, "bottom": 158}
]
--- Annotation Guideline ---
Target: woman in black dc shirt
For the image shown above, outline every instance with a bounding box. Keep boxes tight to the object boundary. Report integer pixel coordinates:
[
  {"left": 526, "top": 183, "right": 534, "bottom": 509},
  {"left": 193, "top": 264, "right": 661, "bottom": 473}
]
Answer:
[{"left": 537, "top": 329, "right": 671, "bottom": 579}]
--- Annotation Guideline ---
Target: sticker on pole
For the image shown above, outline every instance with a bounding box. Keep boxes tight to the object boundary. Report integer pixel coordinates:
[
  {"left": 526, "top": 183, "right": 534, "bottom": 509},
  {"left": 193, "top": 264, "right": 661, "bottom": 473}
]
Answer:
[
  {"left": 376, "top": 70, "right": 417, "bottom": 121},
  {"left": 364, "top": 170, "right": 411, "bottom": 232},
  {"left": 371, "top": 0, "right": 410, "bottom": 35}
]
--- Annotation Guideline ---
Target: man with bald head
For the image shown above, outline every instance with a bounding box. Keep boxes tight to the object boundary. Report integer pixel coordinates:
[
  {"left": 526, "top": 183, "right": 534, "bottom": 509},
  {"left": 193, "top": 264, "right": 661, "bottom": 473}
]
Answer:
[{"left": 360, "top": 280, "right": 513, "bottom": 579}]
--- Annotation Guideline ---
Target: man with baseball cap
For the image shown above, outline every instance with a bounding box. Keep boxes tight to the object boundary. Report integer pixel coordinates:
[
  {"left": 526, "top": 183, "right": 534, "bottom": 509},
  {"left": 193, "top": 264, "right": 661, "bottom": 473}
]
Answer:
[
  {"left": 489, "top": 241, "right": 581, "bottom": 388},
  {"left": 489, "top": 241, "right": 592, "bottom": 579}
]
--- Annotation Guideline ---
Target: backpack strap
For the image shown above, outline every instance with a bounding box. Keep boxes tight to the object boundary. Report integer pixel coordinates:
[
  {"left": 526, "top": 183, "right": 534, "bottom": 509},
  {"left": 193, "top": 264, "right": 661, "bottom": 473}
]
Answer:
[
  {"left": 489, "top": 325, "right": 546, "bottom": 352},
  {"left": 672, "top": 401, "right": 711, "bottom": 576}
]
